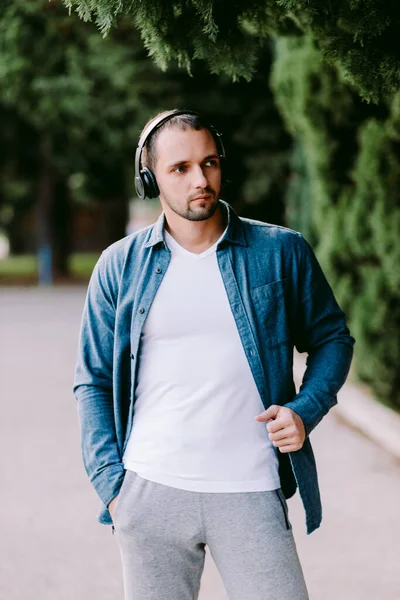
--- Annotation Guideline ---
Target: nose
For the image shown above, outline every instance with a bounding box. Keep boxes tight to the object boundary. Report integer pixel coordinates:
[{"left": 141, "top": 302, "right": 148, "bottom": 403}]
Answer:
[{"left": 192, "top": 165, "right": 208, "bottom": 189}]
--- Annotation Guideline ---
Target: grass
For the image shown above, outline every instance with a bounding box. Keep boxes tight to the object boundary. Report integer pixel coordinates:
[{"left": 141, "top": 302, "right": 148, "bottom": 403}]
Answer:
[
  {"left": 0, "top": 252, "right": 101, "bottom": 283},
  {"left": 70, "top": 253, "right": 101, "bottom": 278}
]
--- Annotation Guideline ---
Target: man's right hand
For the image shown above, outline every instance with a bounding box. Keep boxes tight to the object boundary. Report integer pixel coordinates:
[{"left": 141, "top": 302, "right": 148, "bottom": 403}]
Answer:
[{"left": 108, "top": 494, "right": 119, "bottom": 521}]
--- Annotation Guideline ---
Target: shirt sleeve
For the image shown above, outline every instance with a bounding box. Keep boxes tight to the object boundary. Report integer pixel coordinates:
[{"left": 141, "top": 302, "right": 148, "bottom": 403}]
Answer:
[
  {"left": 284, "top": 234, "right": 356, "bottom": 437},
  {"left": 73, "top": 251, "right": 125, "bottom": 509}
]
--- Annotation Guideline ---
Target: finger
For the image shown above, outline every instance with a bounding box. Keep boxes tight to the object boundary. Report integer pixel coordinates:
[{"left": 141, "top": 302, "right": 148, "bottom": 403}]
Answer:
[
  {"left": 271, "top": 436, "right": 292, "bottom": 447},
  {"left": 271, "top": 431, "right": 301, "bottom": 446},
  {"left": 254, "top": 404, "right": 280, "bottom": 422},
  {"left": 278, "top": 443, "right": 301, "bottom": 453},
  {"left": 266, "top": 418, "right": 287, "bottom": 434},
  {"left": 269, "top": 428, "right": 293, "bottom": 442}
]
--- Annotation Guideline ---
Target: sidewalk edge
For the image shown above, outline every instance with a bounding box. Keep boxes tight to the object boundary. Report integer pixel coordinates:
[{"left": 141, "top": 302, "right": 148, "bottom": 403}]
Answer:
[{"left": 293, "top": 353, "right": 400, "bottom": 461}]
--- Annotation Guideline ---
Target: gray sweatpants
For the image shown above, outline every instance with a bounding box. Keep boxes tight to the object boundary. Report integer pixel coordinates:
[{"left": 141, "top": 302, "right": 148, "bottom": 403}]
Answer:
[{"left": 112, "top": 470, "right": 309, "bottom": 600}]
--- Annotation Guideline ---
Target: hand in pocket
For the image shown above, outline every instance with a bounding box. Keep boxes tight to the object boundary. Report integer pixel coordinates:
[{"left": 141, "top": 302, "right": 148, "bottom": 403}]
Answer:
[{"left": 108, "top": 494, "right": 120, "bottom": 521}]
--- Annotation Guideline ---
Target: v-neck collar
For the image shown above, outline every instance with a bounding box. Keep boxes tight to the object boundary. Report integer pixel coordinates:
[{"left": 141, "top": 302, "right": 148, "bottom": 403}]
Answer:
[{"left": 164, "top": 225, "right": 228, "bottom": 260}]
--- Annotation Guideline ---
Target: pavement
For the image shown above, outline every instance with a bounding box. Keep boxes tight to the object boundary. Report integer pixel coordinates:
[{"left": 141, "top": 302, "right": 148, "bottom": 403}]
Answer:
[{"left": 1, "top": 286, "right": 400, "bottom": 600}]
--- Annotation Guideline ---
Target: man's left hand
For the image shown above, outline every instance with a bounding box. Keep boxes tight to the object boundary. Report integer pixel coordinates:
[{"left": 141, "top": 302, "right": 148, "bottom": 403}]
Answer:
[{"left": 254, "top": 405, "right": 306, "bottom": 452}]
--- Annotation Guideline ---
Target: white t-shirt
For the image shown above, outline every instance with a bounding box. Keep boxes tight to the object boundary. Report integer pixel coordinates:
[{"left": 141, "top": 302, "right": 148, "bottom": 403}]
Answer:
[{"left": 122, "top": 224, "right": 280, "bottom": 492}]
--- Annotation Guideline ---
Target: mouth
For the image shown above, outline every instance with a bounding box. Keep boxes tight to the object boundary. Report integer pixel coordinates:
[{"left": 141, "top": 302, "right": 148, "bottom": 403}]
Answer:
[{"left": 192, "top": 194, "right": 212, "bottom": 201}]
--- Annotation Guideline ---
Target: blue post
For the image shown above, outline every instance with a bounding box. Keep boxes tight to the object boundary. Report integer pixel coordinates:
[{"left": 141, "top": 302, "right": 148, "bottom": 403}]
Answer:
[{"left": 38, "top": 244, "right": 52, "bottom": 285}]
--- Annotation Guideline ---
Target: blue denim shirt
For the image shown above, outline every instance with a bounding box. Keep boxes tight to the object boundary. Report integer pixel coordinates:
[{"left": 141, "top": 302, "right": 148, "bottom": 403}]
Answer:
[{"left": 73, "top": 199, "right": 355, "bottom": 535}]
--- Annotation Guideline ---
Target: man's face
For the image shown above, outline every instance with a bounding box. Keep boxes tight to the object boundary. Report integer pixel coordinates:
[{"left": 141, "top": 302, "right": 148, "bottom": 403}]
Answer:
[{"left": 153, "top": 126, "right": 222, "bottom": 222}]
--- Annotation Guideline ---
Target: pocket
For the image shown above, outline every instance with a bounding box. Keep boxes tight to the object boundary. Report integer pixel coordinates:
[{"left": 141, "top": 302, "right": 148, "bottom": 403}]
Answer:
[
  {"left": 113, "top": 470, "right": 130, "bottom": 523},
  {"left": 250, "top": 277, "right": 291, "bottom": 347},
  {"left": 275, "top": 488, "right": 292, "bottom": 531}
]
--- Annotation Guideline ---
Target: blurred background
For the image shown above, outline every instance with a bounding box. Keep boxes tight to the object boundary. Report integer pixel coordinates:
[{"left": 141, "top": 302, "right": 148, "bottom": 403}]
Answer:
[{"left": 1, "top": 1, "right": 399, "bottom": 599}]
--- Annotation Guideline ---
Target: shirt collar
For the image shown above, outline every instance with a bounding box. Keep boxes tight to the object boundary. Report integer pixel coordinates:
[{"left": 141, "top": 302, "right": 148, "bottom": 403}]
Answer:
[{"left": 144, "top": 199, "right": 247, "bottom": 249}]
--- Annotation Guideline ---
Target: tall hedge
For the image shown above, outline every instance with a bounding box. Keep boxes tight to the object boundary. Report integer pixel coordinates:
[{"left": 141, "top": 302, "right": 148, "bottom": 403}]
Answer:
[{"left": 271, "top": 36, "right": 400, "bottom": 408}]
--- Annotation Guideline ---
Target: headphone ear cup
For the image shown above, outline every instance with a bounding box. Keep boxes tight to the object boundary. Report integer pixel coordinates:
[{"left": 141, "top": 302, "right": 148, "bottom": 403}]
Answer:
[
  {"left": 141, "top": 167, "right": 160, "bottom": 199},
  {"left": 135, "top": 173, "right": 145, "bottom": 199}
]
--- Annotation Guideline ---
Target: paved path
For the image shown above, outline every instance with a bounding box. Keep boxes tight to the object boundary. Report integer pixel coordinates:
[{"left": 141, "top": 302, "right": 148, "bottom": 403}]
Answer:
[{"left": 1, "top": 286, "right": 399, "bottom": 599}]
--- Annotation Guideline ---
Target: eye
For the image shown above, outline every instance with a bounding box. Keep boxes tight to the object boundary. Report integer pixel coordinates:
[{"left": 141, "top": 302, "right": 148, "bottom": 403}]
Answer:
[
  {"left": 205, "top": 159, "right": 218, "bottom": 167},
  {"left": 173, "top": 165, "right": 186, "bottom": 173}
]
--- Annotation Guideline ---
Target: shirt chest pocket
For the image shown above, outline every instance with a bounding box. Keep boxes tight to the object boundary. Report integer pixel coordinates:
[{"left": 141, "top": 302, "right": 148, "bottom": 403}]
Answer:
[{"left": 249, "top": 277, "right": 291, "bottom": 348}]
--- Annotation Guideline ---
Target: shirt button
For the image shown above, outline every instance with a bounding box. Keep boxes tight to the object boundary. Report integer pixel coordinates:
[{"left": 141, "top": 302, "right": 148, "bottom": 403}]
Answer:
[
  {"left": 155, "top": 267, "right": 162, "bottom": 274},
  {"left": 139, "top": 307, "right": 145, "bottom": 314},
  {"left": 249, "top": 349, "right": 255, "bottom": 356},
  {"left": 130, "top": 353, "right": 134, "bottom": 360}
]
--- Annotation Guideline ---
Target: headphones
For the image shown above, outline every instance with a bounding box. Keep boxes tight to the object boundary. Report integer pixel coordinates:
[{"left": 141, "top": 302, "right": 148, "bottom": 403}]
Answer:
[{"left": 134, "top": 109, "right": 226, "bottom": 200}]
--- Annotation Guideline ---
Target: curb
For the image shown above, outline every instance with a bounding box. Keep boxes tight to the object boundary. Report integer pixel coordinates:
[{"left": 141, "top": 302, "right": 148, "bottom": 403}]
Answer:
[{"left": 293, "top": 351, "right": 400, "bottom": 461}]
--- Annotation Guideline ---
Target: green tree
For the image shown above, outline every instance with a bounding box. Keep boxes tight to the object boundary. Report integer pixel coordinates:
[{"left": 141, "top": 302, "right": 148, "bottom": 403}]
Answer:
[
  {"left": 0, "top": 1, "right": 148, "bottom": 275},
  {"left": 64, "top": 0, "right": 400, "bottom": 102}
]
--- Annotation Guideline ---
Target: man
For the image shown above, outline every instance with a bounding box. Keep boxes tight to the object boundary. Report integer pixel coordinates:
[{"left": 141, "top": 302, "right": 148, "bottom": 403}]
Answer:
[{"left": 73, "top": 109, "right": 355, "bottom": 599}]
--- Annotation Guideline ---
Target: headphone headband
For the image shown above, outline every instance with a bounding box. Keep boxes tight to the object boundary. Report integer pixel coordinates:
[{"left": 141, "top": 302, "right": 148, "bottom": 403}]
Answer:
[{"left": 134, "top": 109, "right": 226, "bottom": 200}]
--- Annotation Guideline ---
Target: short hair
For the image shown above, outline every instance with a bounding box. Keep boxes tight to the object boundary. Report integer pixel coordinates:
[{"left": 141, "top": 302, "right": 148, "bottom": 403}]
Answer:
[{"left": 140, "top": 110, "right": 217, "bottom": 173}]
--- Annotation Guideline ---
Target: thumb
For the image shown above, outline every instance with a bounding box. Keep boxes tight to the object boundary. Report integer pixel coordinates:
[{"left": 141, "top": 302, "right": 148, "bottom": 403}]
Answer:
[{"left": 254, "top": 404, "right": 280, "bottom": 422}]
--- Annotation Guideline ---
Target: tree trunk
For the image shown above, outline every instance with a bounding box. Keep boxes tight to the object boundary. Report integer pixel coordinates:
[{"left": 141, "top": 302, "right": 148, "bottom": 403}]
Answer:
[
  {"left": 105, "top": 196, "right": 129, "bottom": 246},
  {"left": 52, "top": 178, "right": 72, "bottom": 278},
  {"left": 35, "top": 136, "right": 71, "bottom": 281}
]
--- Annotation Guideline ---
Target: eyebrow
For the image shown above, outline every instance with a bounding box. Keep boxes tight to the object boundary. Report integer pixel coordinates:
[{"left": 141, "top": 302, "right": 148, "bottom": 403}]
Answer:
[{"left": 166, "top": 154, "right": 220, "bottom": 170}]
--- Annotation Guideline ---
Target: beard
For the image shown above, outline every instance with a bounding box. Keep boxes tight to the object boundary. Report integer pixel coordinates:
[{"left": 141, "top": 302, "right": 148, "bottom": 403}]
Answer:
[{"left": 161, "top": 188, "right": 220, "bottom": 222}]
